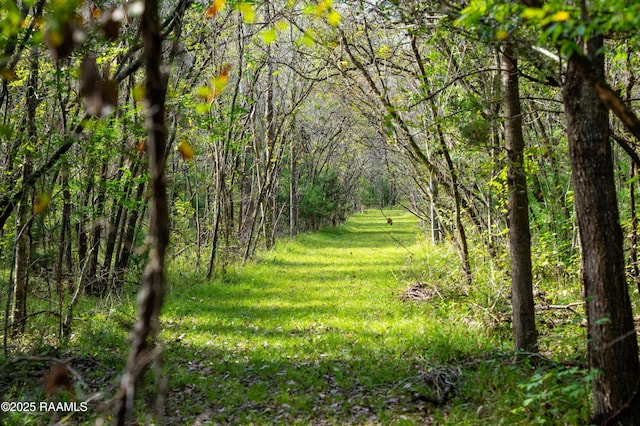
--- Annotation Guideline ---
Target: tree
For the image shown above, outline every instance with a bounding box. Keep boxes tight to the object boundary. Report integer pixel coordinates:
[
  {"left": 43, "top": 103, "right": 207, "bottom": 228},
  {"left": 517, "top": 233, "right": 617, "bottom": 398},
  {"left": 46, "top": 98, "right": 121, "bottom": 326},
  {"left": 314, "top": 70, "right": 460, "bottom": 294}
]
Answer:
[
  {"left": 114, "top": 0, "right": 171, "bottom": 421},
  {"left": 458, "top": 0, "right": 640, "bottom": 419},
  {"left": 564, "top": 33, "right": 640, "bottom": 424},
  {"left": 502, "top": 42, "right": 537, "bottom": 353}
]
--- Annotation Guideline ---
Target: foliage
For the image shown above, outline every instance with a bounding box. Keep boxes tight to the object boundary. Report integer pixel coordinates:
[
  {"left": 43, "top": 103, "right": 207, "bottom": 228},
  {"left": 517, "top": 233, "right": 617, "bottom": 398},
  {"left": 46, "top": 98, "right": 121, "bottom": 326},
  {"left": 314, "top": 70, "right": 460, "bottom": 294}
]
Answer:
[
  {"left": 3, "top": 0, "right": 640, "bottom": 422},
  {"left": 0, "top": 211, "right": 591, "bottom": 424},
  {"left": 514, "top": 366, "right": 594, "bottom": 424}
]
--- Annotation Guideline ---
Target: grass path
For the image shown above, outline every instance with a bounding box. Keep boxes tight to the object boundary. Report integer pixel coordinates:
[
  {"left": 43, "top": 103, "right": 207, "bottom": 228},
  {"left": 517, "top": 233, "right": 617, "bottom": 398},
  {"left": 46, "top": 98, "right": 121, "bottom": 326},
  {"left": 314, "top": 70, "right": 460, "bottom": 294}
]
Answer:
[
  {"left": 161, "top": 209, "right": 490, "bottom": 424},
  {"left": 2, "top": 209, "right": 592, "bottom": 424}
]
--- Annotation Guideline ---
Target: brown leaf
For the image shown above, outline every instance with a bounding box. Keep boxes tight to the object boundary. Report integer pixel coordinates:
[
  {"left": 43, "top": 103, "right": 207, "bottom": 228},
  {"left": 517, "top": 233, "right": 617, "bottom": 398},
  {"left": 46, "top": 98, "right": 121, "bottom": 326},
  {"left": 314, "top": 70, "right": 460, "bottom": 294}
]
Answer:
[
  {"left": 79, "top": 55, "right": 99, "bottom": 98},
  {"left": 136, "top": 139, "right": 148, "bottom": 153},
  {"left": 44, "top": 363, "right": 75, "bottom": 397},
  {"left": 45, "top": 16, "right": 85, "bottom": 61},
  {"left": 101, "top": 8, "right": 124, "bottom": 41},
  {"left": 80, "top": 56, "right": 118, "bottom": 117},
  {"left": 1, "top": 68, "right": 17, "bottom": 81},
  {"left": 100, "top": 79, "right": 118, "bottom": 113}
]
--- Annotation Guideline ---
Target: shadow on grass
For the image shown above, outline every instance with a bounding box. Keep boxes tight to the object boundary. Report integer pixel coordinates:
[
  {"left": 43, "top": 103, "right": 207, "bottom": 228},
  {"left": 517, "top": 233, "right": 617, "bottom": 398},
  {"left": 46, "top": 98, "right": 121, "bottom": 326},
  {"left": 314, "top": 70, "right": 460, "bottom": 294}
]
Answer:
[{"left": 161, "top": 343, "right": 427, "bottom": 424}]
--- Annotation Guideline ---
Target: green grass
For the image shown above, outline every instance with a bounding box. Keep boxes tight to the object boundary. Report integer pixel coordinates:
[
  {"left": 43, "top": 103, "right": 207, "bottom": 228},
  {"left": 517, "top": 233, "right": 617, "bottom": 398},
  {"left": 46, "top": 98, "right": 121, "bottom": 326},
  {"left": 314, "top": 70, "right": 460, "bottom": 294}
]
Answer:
[{"left": 1, "top": 209, "right": 592, "bottom": 425}]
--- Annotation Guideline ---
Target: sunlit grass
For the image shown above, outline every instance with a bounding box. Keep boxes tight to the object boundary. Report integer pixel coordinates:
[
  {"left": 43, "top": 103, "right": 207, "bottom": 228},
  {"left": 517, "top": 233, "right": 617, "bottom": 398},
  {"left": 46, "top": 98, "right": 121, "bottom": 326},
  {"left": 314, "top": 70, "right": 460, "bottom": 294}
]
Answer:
[
  {"left": 157, "top": 209, "right": 536, "bottom": 424},
  {"left": 2, "top": 208, "right": 591, "bottom": 424}
]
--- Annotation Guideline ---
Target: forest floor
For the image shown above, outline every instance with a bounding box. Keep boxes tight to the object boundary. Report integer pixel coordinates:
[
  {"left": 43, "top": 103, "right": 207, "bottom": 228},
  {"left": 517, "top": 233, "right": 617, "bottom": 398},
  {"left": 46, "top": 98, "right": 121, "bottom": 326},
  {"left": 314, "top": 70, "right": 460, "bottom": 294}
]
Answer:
[{"left": 2, "top": 209, "right": 592, "bottom": 425}]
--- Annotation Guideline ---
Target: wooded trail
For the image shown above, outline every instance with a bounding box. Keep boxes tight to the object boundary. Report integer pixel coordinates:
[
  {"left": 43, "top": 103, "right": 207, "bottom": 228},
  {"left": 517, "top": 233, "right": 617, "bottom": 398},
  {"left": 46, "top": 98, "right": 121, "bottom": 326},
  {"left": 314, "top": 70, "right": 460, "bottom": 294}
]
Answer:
[{"left": 161, "top": 209, "right": 447, "bottom": 424}]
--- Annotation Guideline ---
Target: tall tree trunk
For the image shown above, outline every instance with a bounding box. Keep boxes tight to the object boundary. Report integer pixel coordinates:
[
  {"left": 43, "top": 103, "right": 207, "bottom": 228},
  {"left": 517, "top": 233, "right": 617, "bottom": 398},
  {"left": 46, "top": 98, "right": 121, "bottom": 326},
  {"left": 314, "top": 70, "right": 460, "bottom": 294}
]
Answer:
[
  {"left": 207, "top": 147, "right": 224, "bottom": 278},
  {"left": 102, "top": 155, "right": 127, "bottom": 290},
  {"left": 57, "top": 160, "right": 73, "bottom": 285},
  {"left": 289, "top": 128, "right": 297, "bottom": 237},
  {"left": 563, "top": 34, "right": 640, "bottom": 424},
  {"left": 11, "top": 49, "right": 38, "bottom": 335},
  {"left": 114, "top": 0, "right": 169, "bottom": 421},
  {"left": 502, "top": 44, "right": 537, "bottom": 353},
  {"left": 11, "top": 177, "right": 31, "bottom": 336}
]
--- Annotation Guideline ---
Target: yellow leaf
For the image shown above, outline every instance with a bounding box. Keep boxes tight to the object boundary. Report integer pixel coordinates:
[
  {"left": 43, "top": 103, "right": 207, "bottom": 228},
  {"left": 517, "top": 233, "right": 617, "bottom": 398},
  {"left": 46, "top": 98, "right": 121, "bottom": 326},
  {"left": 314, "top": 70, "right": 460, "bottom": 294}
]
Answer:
[
  {"left": 205, "top": 0, "right": 225, "bottom": 18},
  {"left": 296, "top": 29, "right": 315, "bottom": 47},
  {"left": 33, "top": 193, "right": 50, "bottom": 214},
  {"left": 196, "top": 85, "right": 214, "bottom": 101},
  {"left": 327, "top": 10, "right": 341, "bottom": 27},
  {"left": 212, "top": 63, "right": 231, "bottom": 92},
  {"left": 552, "top": 10, "right": 569, "bottom": 21},
  {"left": 178, "top": 140, "right": 195, "bottom": 160},
  {"left": 378, "top": 45, "right": 390, "bottom": 59},
  {"left": 133, "top": 84, "right": 146, "bottom": 102},
  {"left": 238, "top": 2, "right": 255, "bottom": 24},
  {"left": 196, "top": 103, "right": 212, "bottom": 114},
  {"left": 316, "top": 0, "right": 333, "bottom": 16},
  {"left": 496, "top": 29, "right": 508, "bottom": 40},
  {"left": 260, "top": 27, "right": 278, "bottom": 44},
  {"left": 275, "top": 20, "right": 289, "bottom": 31}
]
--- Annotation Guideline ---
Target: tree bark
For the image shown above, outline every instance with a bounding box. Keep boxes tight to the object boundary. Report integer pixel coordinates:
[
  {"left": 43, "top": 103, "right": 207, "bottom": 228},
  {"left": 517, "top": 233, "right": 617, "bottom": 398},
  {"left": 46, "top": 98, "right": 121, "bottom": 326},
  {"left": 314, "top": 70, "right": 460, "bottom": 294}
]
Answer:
[
  {"left": 11, "top": 49, "right": 38, "bottom": 335},
  {"left": 563, "top": 35, "right": 640, "bottom": 424},
  {"left": 113, "top": 0, "right": 169, "bottom": 421},
  {"left": 502, "top": 44, "right": 537, "bottom": 353}
]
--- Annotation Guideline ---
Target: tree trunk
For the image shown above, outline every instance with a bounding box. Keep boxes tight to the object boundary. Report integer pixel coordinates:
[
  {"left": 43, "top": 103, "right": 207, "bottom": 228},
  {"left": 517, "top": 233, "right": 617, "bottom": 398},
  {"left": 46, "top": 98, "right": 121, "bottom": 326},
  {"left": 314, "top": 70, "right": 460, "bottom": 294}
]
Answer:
[
  {"left": 563, "top": 35, "right": 640, "bottom": 424},
  {"left": 409, "top": 34, "right": 472, "bottom": 284},
  {"left": 87, "top": 162, "right": 109, "bottom": 296},
  {"left": 11, "top": 49, "right": 38, "bottom": 335},
  {"left": 114, "top": 178, "right": 146, "bottom": 288},
  {"left": 11, "top": 181, "right": 31, "bottom": 336},
  {"left": 502, "top": 44, "right": 537, "bottom": 353},
  {"left": 114, "top": 0, "right": 169, "bottom": 420},
  {"left": 428, "top": 174, "right": 441, "bottom": 243},
  {"left": 207, "top": 147, "right": 224, "bottom": 278},
  {"left": 56, "top": 160, "right": 73, "bottom": 287},
  {"left": 102, "top": 155, "right": 127, "bottom": 290},
  {"left": 630, "top": 163, "right": 640, "bottom": 293}
]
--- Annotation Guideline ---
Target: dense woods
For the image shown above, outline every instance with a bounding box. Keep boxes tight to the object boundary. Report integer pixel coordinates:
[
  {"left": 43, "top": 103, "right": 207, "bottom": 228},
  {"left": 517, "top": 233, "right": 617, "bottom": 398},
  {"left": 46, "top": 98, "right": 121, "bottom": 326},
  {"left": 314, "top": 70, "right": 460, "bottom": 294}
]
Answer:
[{"left": 3, "top": 0, "right": 640, "bottom": 423}]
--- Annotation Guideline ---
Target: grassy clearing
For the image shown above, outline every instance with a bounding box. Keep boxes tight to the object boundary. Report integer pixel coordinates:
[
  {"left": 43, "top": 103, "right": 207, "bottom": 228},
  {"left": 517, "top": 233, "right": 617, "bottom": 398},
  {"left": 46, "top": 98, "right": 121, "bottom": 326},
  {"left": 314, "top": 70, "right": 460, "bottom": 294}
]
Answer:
[{"left": 1, "top": 209, "right": 592, "bottom": 424}]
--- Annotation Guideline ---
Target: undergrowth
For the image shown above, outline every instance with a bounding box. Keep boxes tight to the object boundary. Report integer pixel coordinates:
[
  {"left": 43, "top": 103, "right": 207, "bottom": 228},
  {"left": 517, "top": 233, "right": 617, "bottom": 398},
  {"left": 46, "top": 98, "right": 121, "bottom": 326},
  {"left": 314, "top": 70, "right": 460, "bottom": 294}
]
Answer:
[{"left": 0, "top": 209, "right": 595, "bottom": 424}]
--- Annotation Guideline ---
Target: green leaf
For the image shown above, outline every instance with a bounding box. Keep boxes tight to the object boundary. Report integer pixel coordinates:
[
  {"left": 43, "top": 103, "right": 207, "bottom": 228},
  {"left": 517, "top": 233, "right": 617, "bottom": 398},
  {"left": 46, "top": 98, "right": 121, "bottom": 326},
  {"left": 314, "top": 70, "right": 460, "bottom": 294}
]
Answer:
[{"left": 521, "top": 7, "right": 547, "bottom": 21}]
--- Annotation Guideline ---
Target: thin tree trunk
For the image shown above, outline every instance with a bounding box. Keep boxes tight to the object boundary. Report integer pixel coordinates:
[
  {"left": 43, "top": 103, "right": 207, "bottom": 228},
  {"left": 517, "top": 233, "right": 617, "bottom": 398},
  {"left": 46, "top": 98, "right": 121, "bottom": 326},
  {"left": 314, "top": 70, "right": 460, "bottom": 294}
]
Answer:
[
  {"left": 290, "top": 129, "right": 297, "bottom": 237},
  {"left": 114, "top": 0, "right": 169, "bottom": 420},
  {"left": 114, "top": 178, "right": 146, "bottom": 288},
  {"left": 409, "top": 34, "right": 471, "bottom": 284},
  {"left": 11, "top": 49, "right": 38, "bottom": 335},
  {"left": 102, "top": 155, "right": 127, "bottom": 290},
  {"left": 207, "top": 154, "right": 223, "bottom": 278},
  {"left": 87, "top": 162, "right": 109, "bottom": 296},
  {"left": 502, "top": 44, "right": 537, "bottom": 353},
  {"left": 630, "top": 164, "right": 640, "bottom": 293},
  {"left": 11, "top": 181, "right": 31, "bottom": 336}
]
